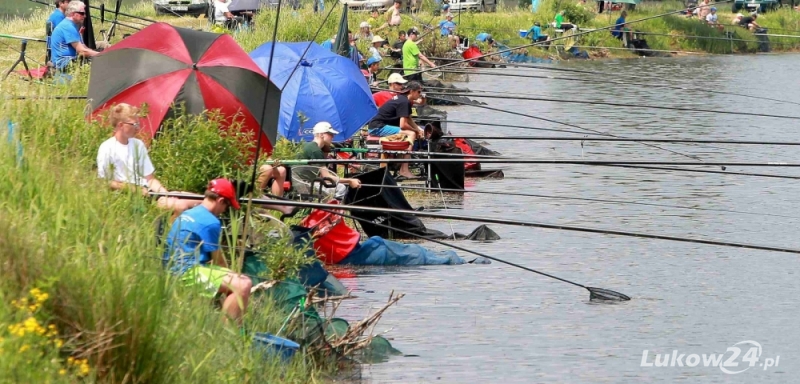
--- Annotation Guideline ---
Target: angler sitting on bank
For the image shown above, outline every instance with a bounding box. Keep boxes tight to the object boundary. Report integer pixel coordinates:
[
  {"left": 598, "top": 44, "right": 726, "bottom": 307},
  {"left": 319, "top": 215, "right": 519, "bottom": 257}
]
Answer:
[
  {"left": 367, "top": 81, "right": 425, "bottom": 180},
  {"left": 163, "top": 178, "right": 252, "bottom": 325},
  {"left": 528, "top": 21, "right": 550, "bottom": 48},
  {"left": 50, "top": 0, "right": 99, "bottom": 72},
  {"left": 96, "top": 103, "right": 199, "bottom": 216},
  {"left": 294, "top": 122, "right": 362, "bottom": 200},
  {"left": 738, "top": 12, "right": 761, "bottom": 32}
]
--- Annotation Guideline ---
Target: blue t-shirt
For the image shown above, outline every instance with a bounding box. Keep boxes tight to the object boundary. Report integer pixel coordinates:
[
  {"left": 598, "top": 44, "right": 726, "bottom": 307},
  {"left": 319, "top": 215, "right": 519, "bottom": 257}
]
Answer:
[
  {"left": 475, "top": 32, "right": 492, "bottom": 42},
  {"left": 46, "top": 9, "right": 65, "bottom": 33},
  {"left": 612, "top": 17, "right": 625, "bottom": 37},
  {"left": 164, "top": 205, "right": 221, "bottom": 274},
  {"left": 50, "top": 19, "right": 81, "bottom": 69},
  {"left": 439, "top": 20, "right": 456, "bottom": 36},
  {"left": 320, "top": 39, "right": 334, "bottom": 52},
  {"left": 528, "top": 25, "right": 542, "bottom": 40}
]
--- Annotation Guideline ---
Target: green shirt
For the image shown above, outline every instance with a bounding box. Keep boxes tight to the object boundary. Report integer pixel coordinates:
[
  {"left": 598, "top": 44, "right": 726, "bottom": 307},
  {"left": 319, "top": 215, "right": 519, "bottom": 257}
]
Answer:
[
  {"left": 295, "top": 141, "right": 326, "bottom": 184},
  {"left": 554, "top": 14, "right": 563, "bottom": 28},
  {"left": 299, "top": 141, "right": 325, "bottom": 160},
  {"left": 402, "top": 39, "right": 420, "bottom": 75}
]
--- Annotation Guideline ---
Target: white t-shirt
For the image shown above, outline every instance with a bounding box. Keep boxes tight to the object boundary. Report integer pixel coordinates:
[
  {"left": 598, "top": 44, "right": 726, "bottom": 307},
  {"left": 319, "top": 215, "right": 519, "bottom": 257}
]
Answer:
[
  {"left": 706, "top": 13, "right": 718, "bottom": 23},
  {"left": 214, "top": 0, "right": 230, "bottom": 22},
  {"left": 96, "top": 137, "right": 155, "bottom": 187}
]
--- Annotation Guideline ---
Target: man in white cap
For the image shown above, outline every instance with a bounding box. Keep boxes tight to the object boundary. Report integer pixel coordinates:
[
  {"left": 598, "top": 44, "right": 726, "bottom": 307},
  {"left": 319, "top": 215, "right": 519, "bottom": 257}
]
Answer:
[
  {"left": 296, "top": 122, "right": 361, "bottom": 192},
  {"left": 372, "top": 73, "right": 408, "bottom": 107}
]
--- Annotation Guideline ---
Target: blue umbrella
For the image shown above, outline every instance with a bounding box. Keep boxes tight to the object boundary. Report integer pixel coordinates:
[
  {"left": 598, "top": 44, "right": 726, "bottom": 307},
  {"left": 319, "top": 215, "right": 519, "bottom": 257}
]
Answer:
[{"left": 250, "top": 42, "right": 377, "bottom": 143}]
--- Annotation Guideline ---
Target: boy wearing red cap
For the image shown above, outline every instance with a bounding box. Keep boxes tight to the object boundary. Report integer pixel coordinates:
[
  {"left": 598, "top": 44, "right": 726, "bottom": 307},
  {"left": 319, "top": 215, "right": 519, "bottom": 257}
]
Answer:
[{"left": 164, "top": 178, "right": 252, "bottom": 324}]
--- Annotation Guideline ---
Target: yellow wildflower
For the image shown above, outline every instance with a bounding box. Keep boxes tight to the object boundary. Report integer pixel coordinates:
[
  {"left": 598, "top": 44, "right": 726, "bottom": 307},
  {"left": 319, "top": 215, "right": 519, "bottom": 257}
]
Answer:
[
  {"left": 18, "top": 344, "right": 29, "bottom": 353},
  {"left": 67, "top": 357, "right": 74, "bottom": 364},
  {"left": 78, "top": 361, "right": 90, "bottom": 376},
  {"left": 58, "top": 369, "right": 66, "bottom": 376},
  {"left": 53, "top": 339, "right": 64, "bottom": 348}
]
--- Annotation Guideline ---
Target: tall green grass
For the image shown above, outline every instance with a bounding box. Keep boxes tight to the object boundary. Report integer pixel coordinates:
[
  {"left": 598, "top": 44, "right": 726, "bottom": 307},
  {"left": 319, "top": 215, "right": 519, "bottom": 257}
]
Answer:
[{"left": 0, "top": 93, "right": 324, "bottom": 382}]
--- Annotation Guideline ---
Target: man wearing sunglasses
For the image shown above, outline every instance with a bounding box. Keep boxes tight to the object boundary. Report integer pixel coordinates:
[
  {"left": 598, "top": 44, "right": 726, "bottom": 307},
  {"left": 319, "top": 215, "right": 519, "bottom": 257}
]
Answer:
[
  {"left": 49, "top": 0, "right": 98, "bottom": 71},
  {"left": 97, "top": 103, "right": 199, "bottom": 214}
]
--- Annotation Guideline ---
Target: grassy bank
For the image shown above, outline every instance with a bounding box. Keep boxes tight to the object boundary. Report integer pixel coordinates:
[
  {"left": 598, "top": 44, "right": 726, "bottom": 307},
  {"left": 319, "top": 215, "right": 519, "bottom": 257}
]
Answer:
[
  {"left": 0, "top": 90, "right": 334, "bottom": 382},
  {"left": 3, "top": 0, "right": 799, "bottom": 68}
]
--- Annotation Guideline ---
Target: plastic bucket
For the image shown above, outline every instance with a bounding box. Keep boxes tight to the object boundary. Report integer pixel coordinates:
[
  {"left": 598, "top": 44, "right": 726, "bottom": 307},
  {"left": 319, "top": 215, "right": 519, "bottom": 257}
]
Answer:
[
  {"left": 519, "top": 29, "right": 528, "bottom": 38},
  {"left": 253, "top": 333, "right": 300, "bottom": 361},
  {"left": 380, "top": 141, "right": 411, "bottom": 151}
]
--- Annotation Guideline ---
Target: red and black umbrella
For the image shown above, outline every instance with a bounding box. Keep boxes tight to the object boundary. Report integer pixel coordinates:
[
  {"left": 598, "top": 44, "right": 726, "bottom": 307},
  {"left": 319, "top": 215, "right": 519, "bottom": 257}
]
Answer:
[{"left": 88, "top": 22, "right": 279, "bottom": 152}]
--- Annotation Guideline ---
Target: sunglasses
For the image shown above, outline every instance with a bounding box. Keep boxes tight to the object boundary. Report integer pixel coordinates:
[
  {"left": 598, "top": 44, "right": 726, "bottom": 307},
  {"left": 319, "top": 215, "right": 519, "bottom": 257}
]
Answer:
[
  {"left": 122, "top": 122, "right": 140, "bottom": 129},
  {"left": 74, "top": 11, "right": 86, "bottom": 15}
]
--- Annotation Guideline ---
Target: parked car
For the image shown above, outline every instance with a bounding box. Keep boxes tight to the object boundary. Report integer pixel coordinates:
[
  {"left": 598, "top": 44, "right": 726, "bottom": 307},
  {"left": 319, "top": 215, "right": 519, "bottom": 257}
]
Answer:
[
  {"left": 446, "top": 0, "right": 497, "bottom": 12},
  {"left": 731, "top": 0, "right": 780, "bottom": 13},
  {"left": 153, "top": 0, "right": 209, "bottom": 16}
]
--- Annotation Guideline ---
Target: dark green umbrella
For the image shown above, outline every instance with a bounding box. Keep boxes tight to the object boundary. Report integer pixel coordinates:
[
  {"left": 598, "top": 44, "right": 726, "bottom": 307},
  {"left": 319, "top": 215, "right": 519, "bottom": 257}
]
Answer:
[{"left": 333, "top": 6, "right": 349, "bottom": 58}]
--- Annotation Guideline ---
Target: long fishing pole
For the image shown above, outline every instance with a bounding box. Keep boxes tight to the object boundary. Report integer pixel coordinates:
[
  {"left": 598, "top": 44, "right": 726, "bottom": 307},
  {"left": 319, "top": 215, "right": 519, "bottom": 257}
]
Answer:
[
  {"left": 358, "top": 183, "right": 800, "bottom": 219},
  {"left": 310, "top": 200, "right": 631, "bottom": 301},
  {"left": 153, "top": 193, "right": 800, "bottom": 256},
  {"left": 428, "top": 67, "right": 800, "bottom": 107},
  {"left": 279, "top": 1, "right": 339, "bottom": 91},
  {"left": 599, "top": 164, "right": 800, "bottom": 180},
  {"left": 398, "top": 0, "right": 733, "bottom": 80},
  {"left": 429, "top": 119, "right": 597, "bottom": 135},
  {"left": 28, "top": 0, "right": 156, "bottom": 24},
  {"left": 440, "top": 135, "right": 800, "bottom": 146},
  {"left": 0, "top": 34, "right": 47, "bottom": 43},
  {"left": 426, "top": 92, "right": 800, "bottom": 121},
  {"left": 275, "top": 158, "right": 800, "bottom": 167},
  {"left": 636, "top": 31, "right": 800, "bottom": 45},
  {"left": 425, "top": 95, "right": 704, "bottom": 161},
  {"left": 27, "top": 0, "right": 143, "bottom": 30}
]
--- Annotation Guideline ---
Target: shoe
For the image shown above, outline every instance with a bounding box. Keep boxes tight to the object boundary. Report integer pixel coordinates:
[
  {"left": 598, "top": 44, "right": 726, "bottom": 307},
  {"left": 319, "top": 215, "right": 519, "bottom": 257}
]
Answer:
[{"left": 280, "top": 207, "right": 302, "bottom": 221}]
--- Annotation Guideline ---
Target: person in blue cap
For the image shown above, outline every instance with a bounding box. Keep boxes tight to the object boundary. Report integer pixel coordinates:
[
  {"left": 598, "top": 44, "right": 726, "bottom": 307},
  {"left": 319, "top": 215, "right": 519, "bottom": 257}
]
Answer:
[{"left": 365, "top": 56, "right": 382, "bottom": 86}]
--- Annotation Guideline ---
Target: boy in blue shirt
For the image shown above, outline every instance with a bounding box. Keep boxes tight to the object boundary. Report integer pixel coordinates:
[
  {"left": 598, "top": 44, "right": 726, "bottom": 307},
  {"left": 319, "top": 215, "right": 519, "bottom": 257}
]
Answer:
[
  {"left": 46, "top": 0, "right": 70, "bottom": 35},
  {"left": 164, "top": 178, "right": 253, "bottom": 325},
  {"left": 49, "top": 1, "right": 98, "bottom": 71}
]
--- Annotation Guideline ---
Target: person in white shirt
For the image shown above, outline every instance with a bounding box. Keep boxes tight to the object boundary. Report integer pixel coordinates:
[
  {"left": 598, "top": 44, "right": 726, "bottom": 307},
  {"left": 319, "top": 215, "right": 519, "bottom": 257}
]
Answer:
[
  {"left": 705, "top": 7, "right": 719, "bottom": 26},
  {"left": 97, "top": 103, "right": 199, "bottom": 214},
  {"left": 213, "top": 0, "right": 233, "bottom": 24}
]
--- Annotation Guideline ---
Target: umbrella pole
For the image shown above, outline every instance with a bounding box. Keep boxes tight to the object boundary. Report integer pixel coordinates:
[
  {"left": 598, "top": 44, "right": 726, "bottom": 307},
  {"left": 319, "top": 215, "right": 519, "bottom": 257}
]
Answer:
[{"left": 246, "top": 0, "right": 284, "bottom": 272}]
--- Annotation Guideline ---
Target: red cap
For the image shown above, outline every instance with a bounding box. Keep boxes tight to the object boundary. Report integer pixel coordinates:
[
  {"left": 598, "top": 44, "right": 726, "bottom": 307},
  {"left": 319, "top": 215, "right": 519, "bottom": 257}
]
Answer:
[{"left": 208, "top": 178, "right": 240, "bottom": 210}]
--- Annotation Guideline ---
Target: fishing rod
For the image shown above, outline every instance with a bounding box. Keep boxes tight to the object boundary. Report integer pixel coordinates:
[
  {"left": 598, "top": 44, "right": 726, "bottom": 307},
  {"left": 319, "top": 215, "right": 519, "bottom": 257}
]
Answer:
[
  {"left": 306, "top": 200, "right": 631, "bottom": 301},
  {"left": 422, "top": 70, "right": 800, "bottom": 107},
  {"left": 152, "top": 190, "right": 630, "bottom": 301},
  {"left": 426, "top": 92, "right": 800, "bottom": 121},
  {"left": 0, "top": 34, "right": 47, "bottom": 43},
  {"left": 636, "top": 31, "right": 800, "bottom": 45},
  {"left": 155, "top": 193, "right": 800, "bottom": 256},
  {"left": 27, "top": 0, "right": 144, "bottom": 31},
  {"left": 275, "top": 158, "right": 800, "bottom": 167},
  {"left": 332, "top": 147, "right": 502, "bottom": 158},
  {"left": 28, "top": 0, "right": 156, "bottom": 24},
  {"left": 429, "top": 119, "right": 597, "bottom": 136},
  {"left": 358, "top": 183, "right": 800, "bottom": 220},
  {"left": 398, "top": 0, "right": 733, "bottom": 80},
  {"left": 600, "top": 164, "right": 800, "bottom": 181},
  {"left": 279, "top": 1, "right": 339, "bottom": 91},
  {"left": 440, "top": 135, "right": 800, "bottom": 146},
  {"left": 425, "top": 95, "right": 705, "bottom": 162}
]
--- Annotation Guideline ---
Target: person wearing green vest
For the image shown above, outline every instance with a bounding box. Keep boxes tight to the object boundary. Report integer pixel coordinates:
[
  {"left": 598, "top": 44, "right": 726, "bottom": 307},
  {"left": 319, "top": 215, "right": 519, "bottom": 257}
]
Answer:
[{"left": 402, "top": 28, "right": 436, "bottom": 82}]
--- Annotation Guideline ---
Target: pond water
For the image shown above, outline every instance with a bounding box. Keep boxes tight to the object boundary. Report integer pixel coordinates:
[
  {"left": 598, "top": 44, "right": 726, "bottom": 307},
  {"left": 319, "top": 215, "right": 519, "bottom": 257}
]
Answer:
[{"left": 338, "top": 53, "right": 800, "bottom": 383}]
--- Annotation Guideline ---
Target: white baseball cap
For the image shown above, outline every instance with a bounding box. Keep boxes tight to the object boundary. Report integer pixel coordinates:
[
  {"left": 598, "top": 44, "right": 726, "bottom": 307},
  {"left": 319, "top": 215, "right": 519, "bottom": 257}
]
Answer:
[
  {"left": 312, "top": 121, "right": 339, "bottom": 135},
  {"left": 387, "top": 73, "right": 408, "bottom": 84}
]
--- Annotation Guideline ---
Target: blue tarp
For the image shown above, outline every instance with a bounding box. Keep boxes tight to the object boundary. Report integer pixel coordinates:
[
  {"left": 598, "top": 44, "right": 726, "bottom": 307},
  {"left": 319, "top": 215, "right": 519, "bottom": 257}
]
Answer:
[
  {"left": 250, "top": 42, "right": 378, "bottom": 143},
  {"left": 341, "top": 236, "right": 466, "bottom": 265}
]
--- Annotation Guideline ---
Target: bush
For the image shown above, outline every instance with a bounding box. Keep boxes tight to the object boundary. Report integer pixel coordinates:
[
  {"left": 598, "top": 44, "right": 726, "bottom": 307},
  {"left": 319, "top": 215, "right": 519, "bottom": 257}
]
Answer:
[{"left": 148, "top": 110, "right": 255, "bottom": 193}]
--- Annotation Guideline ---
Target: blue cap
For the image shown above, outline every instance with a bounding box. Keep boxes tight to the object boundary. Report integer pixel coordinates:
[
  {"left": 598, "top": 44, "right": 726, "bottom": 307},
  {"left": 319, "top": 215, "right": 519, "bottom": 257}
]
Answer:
[
  {"left": 367, "top": 57, "right": 382, "bottom": 66},
  {"left": 710, "top": 6, "right": 716, "bottom": 10}
]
